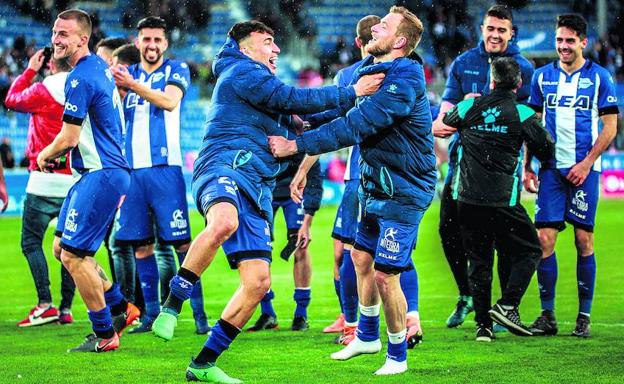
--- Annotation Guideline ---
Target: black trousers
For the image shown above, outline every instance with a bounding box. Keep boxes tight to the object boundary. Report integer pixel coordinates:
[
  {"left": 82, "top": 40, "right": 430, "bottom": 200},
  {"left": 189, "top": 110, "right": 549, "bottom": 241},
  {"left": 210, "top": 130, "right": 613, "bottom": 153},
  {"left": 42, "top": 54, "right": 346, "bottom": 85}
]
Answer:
[
  {"left": 458, "top": 202, "right": 541, "bottom": 327},
  {"left": 439, "top": 184, "right": 511, "bottom": 297}
]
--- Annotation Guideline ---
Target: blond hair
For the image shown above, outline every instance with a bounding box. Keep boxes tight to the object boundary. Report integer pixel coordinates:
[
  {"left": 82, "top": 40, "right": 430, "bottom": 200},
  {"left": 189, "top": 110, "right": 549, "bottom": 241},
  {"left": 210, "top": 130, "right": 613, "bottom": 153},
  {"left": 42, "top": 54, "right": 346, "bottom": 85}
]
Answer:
[{"left": 389, "top": 6, "right": 423, "bottom": 54}]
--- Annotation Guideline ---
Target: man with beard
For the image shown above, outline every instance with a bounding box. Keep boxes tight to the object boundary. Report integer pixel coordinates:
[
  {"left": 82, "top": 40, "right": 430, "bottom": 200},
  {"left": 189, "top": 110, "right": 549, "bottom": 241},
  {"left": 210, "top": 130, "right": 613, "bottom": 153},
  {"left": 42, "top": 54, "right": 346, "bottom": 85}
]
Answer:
[
  {"left": 431, "top": 4, "right": 534, "bottom": 329},
  {"left": 269, "top": 6, "right": 435, "bottom": 375},
  {"left": 525, "top": 14, "right": 619, "bottom": 338},
  {"left": 111, "top": 16, "right": 208, "bottom": 334}
]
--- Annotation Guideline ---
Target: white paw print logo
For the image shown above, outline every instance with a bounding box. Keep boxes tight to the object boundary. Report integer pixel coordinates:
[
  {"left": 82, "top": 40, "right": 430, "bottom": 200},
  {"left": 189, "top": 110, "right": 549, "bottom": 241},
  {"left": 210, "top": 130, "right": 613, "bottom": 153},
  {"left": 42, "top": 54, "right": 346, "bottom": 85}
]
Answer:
[
  {"left": 70, "top": 79, "right": 79, "bottom": 88},
  {"left": 387, "top": 83, "right": 398, "bottom": 94},
  {"left": 482, "top": 107, "right": 500, "bottom": 124}
]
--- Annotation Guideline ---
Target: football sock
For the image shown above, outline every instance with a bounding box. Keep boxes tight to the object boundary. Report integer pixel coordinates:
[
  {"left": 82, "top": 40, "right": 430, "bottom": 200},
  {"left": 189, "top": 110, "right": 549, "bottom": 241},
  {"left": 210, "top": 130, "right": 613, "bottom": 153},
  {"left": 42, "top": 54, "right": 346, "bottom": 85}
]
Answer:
[
  {"left": 356, "top": 304, "right": 380, "bottom": 342},
  {"left": 89, "top": 306, "right": 115, "bottom": 339},
  {"left": 163, "top": 267, "right": 198, "bottom": 315},
  {"left": 196, "top": 319, "right": 241, "bottom": 364},
  {"left": 537, "top": 252, "right": 557, "bottom": 312},
  {"left": 339, "top": 249, "right": 358, "bottom": 323},
  {"left": 136, "top": 254, "right": 161, "bottom": 321},
  {"left": 577, "top": 253, "right": 596, "bottom": 315},
  {"left": 387, "top": 328, "right": 407, "bottom": 362},
  {"left": 176, "top": 250, "right": 206, "bottom": 318},
  {"left": 260, "top": 289, "right": 276, "bottom": 317},
  {"left": 104, "top": 283, "right": 127, "bottom": 316},
  {"left": 333, "top": 278, "right": 343, "bottom": 314},
  {"left": 294, "top": 287, "right": 311, "bottom": 319},
  {"left": 400, "top": 266, "right": 419, "bottom": 313}
]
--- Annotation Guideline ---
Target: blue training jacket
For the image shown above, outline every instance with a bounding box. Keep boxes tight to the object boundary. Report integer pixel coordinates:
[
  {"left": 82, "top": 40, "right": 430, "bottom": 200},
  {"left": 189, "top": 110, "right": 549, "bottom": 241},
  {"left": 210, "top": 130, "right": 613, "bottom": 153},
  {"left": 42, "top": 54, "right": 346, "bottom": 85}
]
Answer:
[
  {"left": 192, "top": 37, "right": 356, "bottom": 222},
  {"left": 296, "top": 55, "right": 437, "bottom": 224},
  {"left": 442, "top": 40, "right": 535, "bottom": 185}
]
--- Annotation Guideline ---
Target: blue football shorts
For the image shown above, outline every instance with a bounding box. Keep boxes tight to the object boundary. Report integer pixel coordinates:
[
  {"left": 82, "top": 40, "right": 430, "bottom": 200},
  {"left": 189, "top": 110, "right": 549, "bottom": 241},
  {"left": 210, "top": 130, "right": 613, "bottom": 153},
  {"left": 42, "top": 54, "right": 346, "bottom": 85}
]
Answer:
[{"left": 331, "top": 179, "right": 360, "bottom": 245}]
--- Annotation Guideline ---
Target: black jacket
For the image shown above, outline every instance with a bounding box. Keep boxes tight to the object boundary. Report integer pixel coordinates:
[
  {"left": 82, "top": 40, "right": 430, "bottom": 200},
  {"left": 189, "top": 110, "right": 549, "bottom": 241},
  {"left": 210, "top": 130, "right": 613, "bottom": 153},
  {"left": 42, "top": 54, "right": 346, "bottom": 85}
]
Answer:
[{"left": 443, "top": 88, "right": 554, "bottom": 207}]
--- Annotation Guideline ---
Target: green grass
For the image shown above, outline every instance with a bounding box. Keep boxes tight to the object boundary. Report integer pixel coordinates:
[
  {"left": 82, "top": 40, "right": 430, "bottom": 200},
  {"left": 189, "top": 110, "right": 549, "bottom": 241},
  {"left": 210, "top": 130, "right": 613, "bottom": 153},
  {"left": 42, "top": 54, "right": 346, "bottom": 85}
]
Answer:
[{"left": 0, "top": 200, "right": 623, "bottom": 383}]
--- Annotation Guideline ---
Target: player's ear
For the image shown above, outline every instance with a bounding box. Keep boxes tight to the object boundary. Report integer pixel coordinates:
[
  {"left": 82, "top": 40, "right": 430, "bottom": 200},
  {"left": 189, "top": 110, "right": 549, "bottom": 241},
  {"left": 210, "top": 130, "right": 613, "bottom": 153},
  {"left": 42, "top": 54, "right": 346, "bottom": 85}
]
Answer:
[
  {"left": 354, "top": 37, "right": 362, "bottom": 49},
  {"left": 393, "top": 36, "right": 407, "bottom": 51}
]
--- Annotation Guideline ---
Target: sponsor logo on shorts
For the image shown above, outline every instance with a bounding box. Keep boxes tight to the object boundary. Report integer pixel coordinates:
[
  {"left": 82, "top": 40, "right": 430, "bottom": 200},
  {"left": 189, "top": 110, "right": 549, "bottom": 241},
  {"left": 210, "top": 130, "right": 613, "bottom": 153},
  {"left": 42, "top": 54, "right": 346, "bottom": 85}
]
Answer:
[
  {"left": 65, "top": 209, "right": 78, "bottom": 232},
  {"left": 572, "top": 190, "right": 589, "bottom": 212},
  {"left": 170, "top": 209, "right": 188, "bottom": 230},
  {"left": 380, "top": 227, "right": 400, "bottom": 253}
]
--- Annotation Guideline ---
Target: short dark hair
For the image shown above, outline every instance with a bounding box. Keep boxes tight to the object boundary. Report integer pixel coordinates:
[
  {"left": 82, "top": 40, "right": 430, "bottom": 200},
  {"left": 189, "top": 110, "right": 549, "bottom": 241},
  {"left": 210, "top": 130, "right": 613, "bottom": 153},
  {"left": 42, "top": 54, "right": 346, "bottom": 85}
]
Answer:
[
  {"left": 112, "top": 44, "right": 141, "bottom": 66},
  {"left": 491, "top": 57, "right": 521, "bottom": 90},
  {"left": 484, "top": 4, "right": 513, "bottom": 24},
  {"left": 95, "top": 37, "right": 128, "bottom": 52},
  {"left": 137, "top": 16, "right": 167, "bottom": 32},
  {"left": 228, "top": 20, "right": 274, "bottom": 44},
  {"left": 557, "top": 13, "right": 587, "bottom": 40},
  {"left": 356, "top": 15, "right": 381, "bottom": 46},
  {"left": 57, "top": 9, "right": 92, "bottom": 36}
]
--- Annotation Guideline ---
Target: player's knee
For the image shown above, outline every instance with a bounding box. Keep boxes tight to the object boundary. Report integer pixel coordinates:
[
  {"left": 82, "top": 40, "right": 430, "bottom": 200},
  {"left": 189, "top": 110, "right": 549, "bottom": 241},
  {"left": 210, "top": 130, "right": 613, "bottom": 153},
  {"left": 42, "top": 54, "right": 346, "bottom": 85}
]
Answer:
[
  {"left": 374, "top": 270, "right": 394, "bottom": 291},
  {"left": 59, "top": 252, "right": 79, "bottom": 272},
  {"left": 212, "top": 216, "right": 238, "bottom": 241},
  {"left": 351, "top": 250, "right": 373, "bottom": 272},
  {"left": 246, "top": 275, "right": 271, "bottom": 301},
  {"left": 175, "top": 242, "right": 190, "bottom": 253},
  {"left": 135, "top": 244, "right": 155, "bottom": 258},
  {"left": 538, "top": 231, "right": 556, "bottom": 256},
  {"left": 574, "top": 232, "right": 594, "bottom": 255}
]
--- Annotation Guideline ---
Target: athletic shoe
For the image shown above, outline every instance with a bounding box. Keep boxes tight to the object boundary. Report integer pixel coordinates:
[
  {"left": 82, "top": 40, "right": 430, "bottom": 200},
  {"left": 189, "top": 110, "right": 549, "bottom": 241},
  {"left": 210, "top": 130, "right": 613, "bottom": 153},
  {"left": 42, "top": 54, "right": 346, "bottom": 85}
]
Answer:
[
  {"left": 279, "top": 237, "right": 298, "bottom": 261},
  {"left": 492, "top": 323, "right": 508, "bottom": 333},
  {"left": 195, "top": 314, "right": 211, "bottom": 335},
  {"left": 59, "top": 309, "right": 73, "bottom": 325},
  {"left": 406, "top": 315, "right": 423, "bottom": 348},
  {"left": 17, "top": 304, "right": 59, "bottom": 327},
  {"left": 571, "top": 314, "right": 591, "bottom": 338},
  {"left": 112, "top": 302, "right": 141, "bottom": 337},
  {"left": 335, "top": 325, "right": 357, "bottom": 345},
  {"left": 291, "top": 316, "right": 309, "bottom": 331},
  {"left": 128, "top": 319, "right": 153, "bottom": 334},
  {"left": 529, "top": 310, "right": 558, "bottom": 336},
  {"left": 152, "top": 310, "right": 178, "bottom": 341},
  {"left": 330, "top": 337, "right": 382, "bottom": 360},
  {"left": 323, "top": 313, "right": 345, "bottom": 333},
  {"left": 246, "top": 314, "right": 278, "bottom": 332},
  {"left": 186, "top": 358, "right": 242, "bottom": 383},
  {"left": 475, "top": 326, "right": 495, "bottom": 342},
  {"left": 374, "top": 358, "right": 408, "bottom": 375},
  {"left": 488, "top": 303, "right": 532, "bottom": 336},
  {"left": 446, "top": 296, "right": 473, "bottom": 328},
  {"left": 68, "top": 333, "right": 119, "bottom": 353}
]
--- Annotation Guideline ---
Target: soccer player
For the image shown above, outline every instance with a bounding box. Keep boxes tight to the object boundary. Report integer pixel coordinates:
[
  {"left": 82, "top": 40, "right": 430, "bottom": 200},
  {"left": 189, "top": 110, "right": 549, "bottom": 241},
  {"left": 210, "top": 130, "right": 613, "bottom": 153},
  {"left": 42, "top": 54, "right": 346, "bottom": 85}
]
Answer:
[
  {"left": 270, "top": 7, "right": 434, "bottom": 375},
  {"left": 110, "top": 16, "right": 208, "bottom": 334},
  {"left": 443, "top": 57, "right": 554, "bottom": 341},
  {"left": 38, "top": 9, "right": 135, "bottom": 352},
  {"left": 5, "top": 48, "right": 76, "bottom": 326},
  {"left": 525, "top": 14, "right": 619, "bottom": 337},
  {"left": 95, "top": 37, "right": 128, "bottom": 66},
  {"left": 151, "top": 20, "right": 381, "bottom": 382},
  {"left": 432, "top": 4, "right": 534, "bottom": 328}
]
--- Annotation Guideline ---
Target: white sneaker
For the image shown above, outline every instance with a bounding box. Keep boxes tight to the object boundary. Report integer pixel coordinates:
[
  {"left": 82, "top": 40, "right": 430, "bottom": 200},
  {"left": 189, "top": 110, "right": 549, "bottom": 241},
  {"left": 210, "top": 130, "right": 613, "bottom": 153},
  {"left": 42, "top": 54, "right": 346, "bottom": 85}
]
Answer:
[
  {"left": 330, "top": 337, "right": 381, "bottom": 360},
  {"left": 374, "top": 358, "right": 408, "bottom": 375}
]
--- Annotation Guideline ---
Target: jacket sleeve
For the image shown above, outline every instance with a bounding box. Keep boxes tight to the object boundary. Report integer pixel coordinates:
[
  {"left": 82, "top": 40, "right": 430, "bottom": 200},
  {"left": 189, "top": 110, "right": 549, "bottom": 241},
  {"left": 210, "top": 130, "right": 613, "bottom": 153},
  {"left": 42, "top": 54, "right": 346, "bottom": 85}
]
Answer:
[
  {"left": 519, "top": 107, "right": 555, "bottom": 163},
  {"left": 441, "top": 60, "right": 463, "bottom": 104},
  {"left": 516, "top": 61, "right": 535, "bottom": 104},
  {"left": 4, "top": 69, "right": 49, "bottom": 113},
  {"left": 302, "top": 161, "right": 323, "bottom": 215},
  {"left": 232, "top": 65, "right": 356, "bottom": 115},
  {"left": 296, "top": 78, "right": 417, "bottom": 155},
  {"left": 442, "top": 98, "right": 475, "bottom": 129},
  {"left": 303, "top": 68, "right": 355, "bottom": 127}
]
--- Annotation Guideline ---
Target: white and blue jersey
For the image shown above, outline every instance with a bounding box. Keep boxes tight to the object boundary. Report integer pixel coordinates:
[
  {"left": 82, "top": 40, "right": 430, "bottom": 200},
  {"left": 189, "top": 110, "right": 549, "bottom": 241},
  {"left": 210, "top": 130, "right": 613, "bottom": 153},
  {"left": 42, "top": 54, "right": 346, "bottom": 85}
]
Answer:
[
  {"left": 62, "top": 54, "right": 128, "bottom": 173},
  {"left": 528, "top": 60, "right": 619, "bottom": 171},
  {"left": 122, "top": 59, "right": 190, "bottom": 169}
]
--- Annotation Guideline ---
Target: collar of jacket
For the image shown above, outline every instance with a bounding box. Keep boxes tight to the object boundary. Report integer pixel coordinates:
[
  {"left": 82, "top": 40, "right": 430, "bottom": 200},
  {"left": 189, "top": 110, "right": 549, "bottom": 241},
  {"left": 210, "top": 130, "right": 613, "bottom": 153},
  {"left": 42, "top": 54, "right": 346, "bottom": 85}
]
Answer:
[
  {"left": 490, "top": 87, "right": 518, "bottom": 99},
  {"left": 477, "top": 39, "right": 521, "bottom": 59}
]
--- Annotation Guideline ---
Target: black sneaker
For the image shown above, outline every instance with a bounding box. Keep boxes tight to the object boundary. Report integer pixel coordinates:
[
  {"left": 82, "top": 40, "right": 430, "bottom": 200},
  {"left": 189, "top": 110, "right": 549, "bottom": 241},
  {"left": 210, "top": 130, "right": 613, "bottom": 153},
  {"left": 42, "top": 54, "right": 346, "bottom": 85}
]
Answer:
[
  {"left": 128, "top": 319, "right": 154, "bottom": 334},
  {"left": 291, "top": 316, "right": 309, "bottom": 331},
  {"left": 488, "top": 303, "right": 532, "bottom": 336},
  {"left": 529, "top": 310, "right": 558, "bottom": 336},
  {"left": 280, "top": 237, "right": 298, "bottom": 261},
  {"left": 475, "top": 326, "right": 495, "bottom": 342},
  {"left": 571, "top": 314, "right": 591, "bottom": 338},
  {"left": 246, "top": 313, "right": 278, "bottom": 332}
]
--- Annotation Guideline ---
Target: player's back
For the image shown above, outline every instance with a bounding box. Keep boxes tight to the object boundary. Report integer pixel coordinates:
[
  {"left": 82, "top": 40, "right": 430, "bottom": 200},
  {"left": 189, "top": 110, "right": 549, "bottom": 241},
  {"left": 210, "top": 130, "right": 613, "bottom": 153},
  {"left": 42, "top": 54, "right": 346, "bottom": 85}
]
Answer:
[{"left": 63, "top": 54, "right": 127, "bottom": 173}]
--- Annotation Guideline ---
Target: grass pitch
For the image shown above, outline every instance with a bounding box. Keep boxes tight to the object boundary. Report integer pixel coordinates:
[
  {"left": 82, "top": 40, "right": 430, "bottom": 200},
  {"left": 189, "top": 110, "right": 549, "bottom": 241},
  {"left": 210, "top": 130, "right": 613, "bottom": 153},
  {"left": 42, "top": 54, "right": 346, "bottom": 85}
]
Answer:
[{"left": 0, "top": 200, "right": 623, "bottom": 383}]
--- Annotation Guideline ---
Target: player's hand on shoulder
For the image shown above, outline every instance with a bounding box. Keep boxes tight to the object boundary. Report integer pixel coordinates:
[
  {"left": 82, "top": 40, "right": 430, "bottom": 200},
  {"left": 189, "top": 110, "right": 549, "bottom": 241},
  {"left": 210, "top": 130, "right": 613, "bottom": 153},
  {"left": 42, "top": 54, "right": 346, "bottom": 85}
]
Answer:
[
  {"left": 463, "top": 93, "right": 481, "bottom": 100},
  {"left": 432, "top": 118, "right": 456, "bottom": 138},
  {"left": 354, "top": 73, "right": 385, "bottom": 97},
  {"left": 522, "top": 168, "right": 539, "bottom": 193},
  {"left": 268, "top": 136, "right": 297, "bottom": 158}
]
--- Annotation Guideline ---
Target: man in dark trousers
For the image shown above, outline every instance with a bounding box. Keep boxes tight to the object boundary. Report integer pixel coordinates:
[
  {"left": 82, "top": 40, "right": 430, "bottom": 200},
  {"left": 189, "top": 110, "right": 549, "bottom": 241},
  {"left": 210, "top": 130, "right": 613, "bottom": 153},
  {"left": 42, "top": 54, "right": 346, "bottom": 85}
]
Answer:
[{"left": 443, "top": 57, "right": 554, "bottom": 342}]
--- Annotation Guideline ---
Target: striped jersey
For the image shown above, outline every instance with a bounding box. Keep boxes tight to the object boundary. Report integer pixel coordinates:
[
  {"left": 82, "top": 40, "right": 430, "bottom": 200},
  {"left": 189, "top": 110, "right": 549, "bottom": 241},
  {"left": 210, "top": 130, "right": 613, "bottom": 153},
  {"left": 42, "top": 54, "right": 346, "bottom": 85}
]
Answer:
[
  {"left": 528, "top": 60, "right": 619, "bottom": 171},
  {"left": 62, "top": 54, "right": 128, "bottom": 174},
  {"left": 122, "top": 59, "right": 190, "bottom": 169}
]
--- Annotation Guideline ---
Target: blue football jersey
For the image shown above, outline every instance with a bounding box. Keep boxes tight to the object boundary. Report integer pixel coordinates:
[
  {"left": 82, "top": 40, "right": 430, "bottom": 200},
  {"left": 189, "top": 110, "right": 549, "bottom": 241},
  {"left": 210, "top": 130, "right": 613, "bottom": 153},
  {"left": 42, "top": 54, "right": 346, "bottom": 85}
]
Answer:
[
  {"left": 334, "top": 60, "right": 362, "bottom": 181},
  {"left": 529, "top": 60, "right": 619, "bottom": 171},
  {"left": 122, "top": 59, "right": 190, "bottom": 169},
  {"left": 62, "top": 54, "right": 128, "bottom": 173}
]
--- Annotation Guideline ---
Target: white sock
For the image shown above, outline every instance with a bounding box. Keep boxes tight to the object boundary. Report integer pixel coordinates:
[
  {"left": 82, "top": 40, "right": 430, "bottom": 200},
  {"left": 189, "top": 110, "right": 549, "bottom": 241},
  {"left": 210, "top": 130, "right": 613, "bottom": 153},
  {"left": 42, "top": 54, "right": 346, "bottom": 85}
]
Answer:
[{"left": 359, "top": 303, "right": 380, "bottom": 317}]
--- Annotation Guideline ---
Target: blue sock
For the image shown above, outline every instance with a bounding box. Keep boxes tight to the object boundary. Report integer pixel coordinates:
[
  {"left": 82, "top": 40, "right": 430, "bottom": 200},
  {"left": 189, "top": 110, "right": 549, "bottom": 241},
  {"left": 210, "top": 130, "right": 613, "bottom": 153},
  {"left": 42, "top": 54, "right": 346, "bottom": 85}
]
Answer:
[
  {"left": 136, "top": 254, "right": 160, "bottom": 321},
  {"left": 537, "top": 253, "right": 558, "bottom": 312},
  {"left": 88, "top": 306, "right": 114, "bottom": 338},
  {"left": 333, "top": 278, "right": 343, "bottom": 314},
  {"left": 577, "top": 254, "right": 596, "bottom": 315},
  {"left": 294, "top": 288, "right": 311, "bottom": 319},
  {"left": 400, "top": 266, "right": 419, "bottom": 313},
  {"left": 260, "top": 289, "right": 276, "bottom": 317},
  {"left": 356, "top": 304, "right": 380, "bottom": 341},
  {"left": 202, "top": 319, "right": 240, "bottom": 361},
  {"left": 387, "top": 329, "right": 407, "bottom": 363},
  {"left": 340, "top": 249, "right": 358, "bottom": 323},
  {"left": 104, "top": 283, "right": 124, "bottom": 307},
  {"left": 166, "top": 273, "right": 195, "bottom": 315},
  {"left": 177, "top": 250, "right": 206, "bottom": 318}
]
